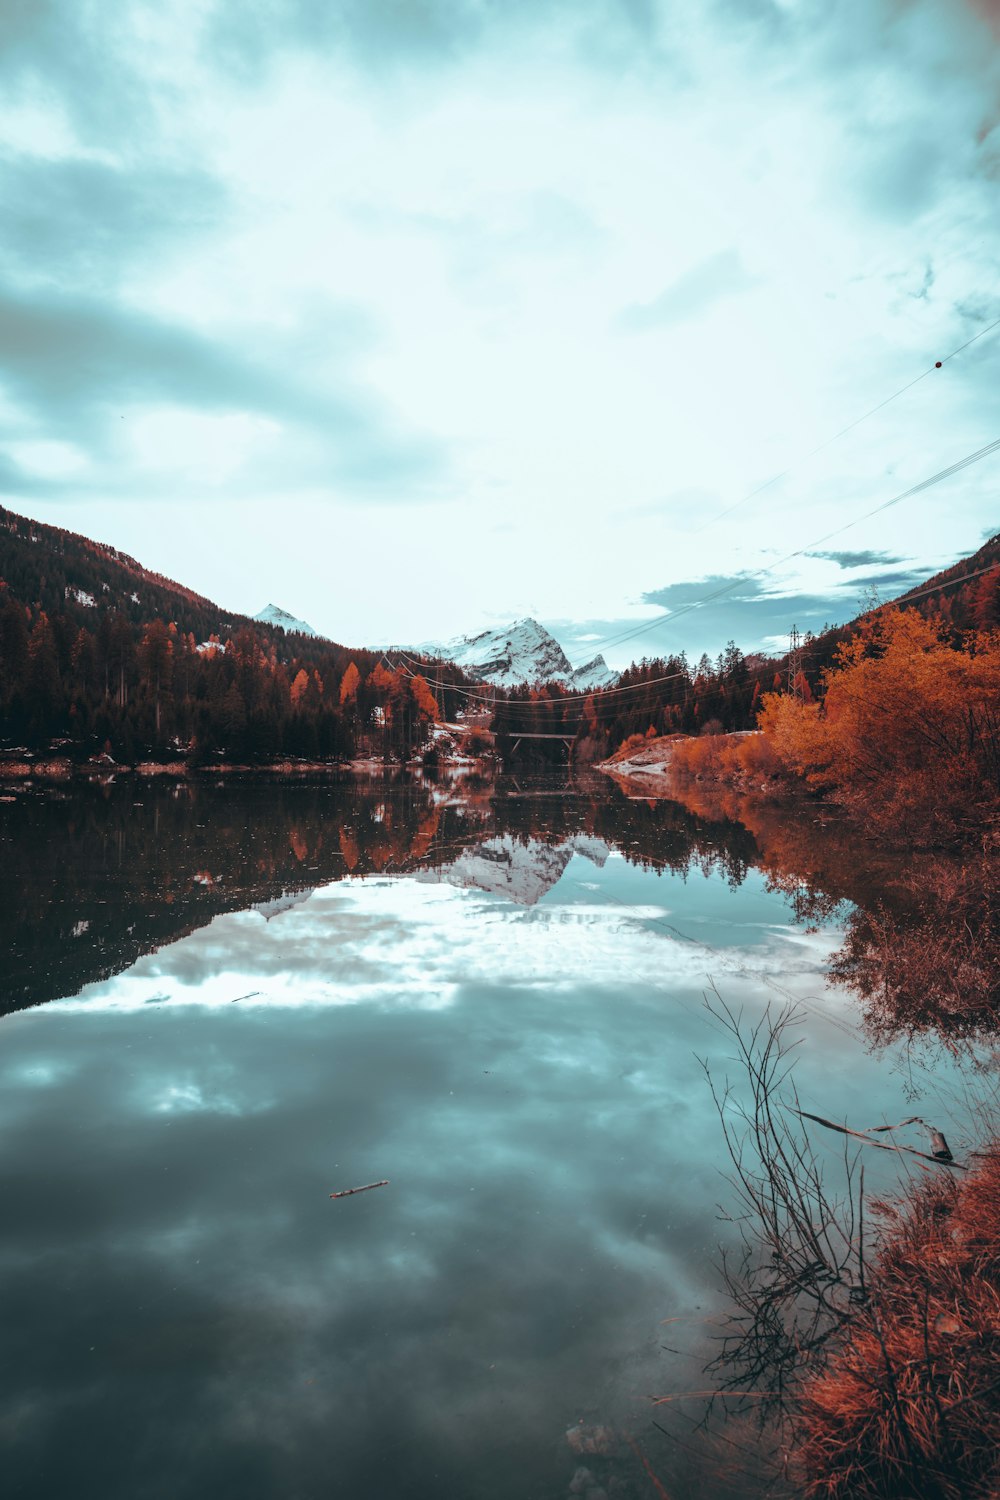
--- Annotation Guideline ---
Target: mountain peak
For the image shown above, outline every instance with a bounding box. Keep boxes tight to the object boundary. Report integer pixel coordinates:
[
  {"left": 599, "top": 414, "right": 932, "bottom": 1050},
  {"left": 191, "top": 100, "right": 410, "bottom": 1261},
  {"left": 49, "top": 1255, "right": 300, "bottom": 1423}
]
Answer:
[
  {"left": 253, "top": 604, "right": 318, "bottom": 637},
  {"left": 420, "top": 618, "right": 618, "bottom": 690}
]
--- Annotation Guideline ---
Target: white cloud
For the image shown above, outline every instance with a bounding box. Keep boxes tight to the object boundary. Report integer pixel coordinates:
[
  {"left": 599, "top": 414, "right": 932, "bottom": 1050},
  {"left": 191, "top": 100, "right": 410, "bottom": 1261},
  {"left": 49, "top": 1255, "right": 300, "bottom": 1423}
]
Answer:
[{"left": 4, "top": 0, "right": 1000, "bottom": 658}]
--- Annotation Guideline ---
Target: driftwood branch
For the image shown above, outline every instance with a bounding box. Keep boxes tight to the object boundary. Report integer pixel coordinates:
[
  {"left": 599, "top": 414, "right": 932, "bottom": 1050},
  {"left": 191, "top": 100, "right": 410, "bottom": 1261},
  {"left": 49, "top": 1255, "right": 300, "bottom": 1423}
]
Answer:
[
  {"left": 792, "top": 1109, "right": 963, "bottom": 1171},
  {"left": 329, "top": 1179, "right": 390, "bottom": 1200}
]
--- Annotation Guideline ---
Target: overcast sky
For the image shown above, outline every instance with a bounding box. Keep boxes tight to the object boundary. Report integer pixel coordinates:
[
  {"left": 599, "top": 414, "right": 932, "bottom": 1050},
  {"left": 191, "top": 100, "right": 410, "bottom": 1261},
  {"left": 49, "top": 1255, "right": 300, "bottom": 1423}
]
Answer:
[{"left": 1, "top": 0, "right": 999, "bottom": 667}]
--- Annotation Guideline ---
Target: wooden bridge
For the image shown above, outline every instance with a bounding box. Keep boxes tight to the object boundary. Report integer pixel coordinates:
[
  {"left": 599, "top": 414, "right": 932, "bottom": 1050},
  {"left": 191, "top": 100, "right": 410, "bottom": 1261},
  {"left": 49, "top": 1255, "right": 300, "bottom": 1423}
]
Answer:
[{"left": 504, "top": 731, "right": 577, "bottom": 756}]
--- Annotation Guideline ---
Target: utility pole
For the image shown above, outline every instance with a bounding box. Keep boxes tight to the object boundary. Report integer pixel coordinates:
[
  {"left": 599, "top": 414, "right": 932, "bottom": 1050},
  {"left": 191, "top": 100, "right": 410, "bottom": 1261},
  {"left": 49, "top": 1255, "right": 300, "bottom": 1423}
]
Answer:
[{"left": 787, "top": 624, "right": 801, "bottom": 694}]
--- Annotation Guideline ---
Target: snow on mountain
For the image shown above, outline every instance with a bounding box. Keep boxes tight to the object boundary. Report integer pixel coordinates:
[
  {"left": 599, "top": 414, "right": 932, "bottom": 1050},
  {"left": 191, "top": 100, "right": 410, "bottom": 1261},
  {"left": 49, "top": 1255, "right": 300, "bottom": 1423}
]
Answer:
[
  {"left": 253, "top": 888, "right": 315, "bottom": 921},
  {"left": 567, "top": 655, "right": 618, "bottom": 691},
  {"left": 421, "top": 617, "right": 617, "bottom": 690},
  {"left": 253, "top": 603, "right": 318, "bottom": 637},
  {"left": 418, "top": 833, "right": 611, "bottom": 906},
  {"left": 565, "top": 834, "right": 610, "bottom": 867}
]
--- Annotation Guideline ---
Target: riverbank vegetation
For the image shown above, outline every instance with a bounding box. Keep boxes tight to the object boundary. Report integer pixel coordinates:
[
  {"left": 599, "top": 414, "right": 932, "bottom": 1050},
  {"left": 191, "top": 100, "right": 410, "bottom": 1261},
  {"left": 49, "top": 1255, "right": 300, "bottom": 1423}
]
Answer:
[
  {"left": 662, "top": 609, "right": 1000, "bottom": 844},
  {"left": 797, "top": 1142, "right": 1000, "bottom": 1499},
  {"left": 699, "top": 1001, "right": 1000, "bottom": 1500}
]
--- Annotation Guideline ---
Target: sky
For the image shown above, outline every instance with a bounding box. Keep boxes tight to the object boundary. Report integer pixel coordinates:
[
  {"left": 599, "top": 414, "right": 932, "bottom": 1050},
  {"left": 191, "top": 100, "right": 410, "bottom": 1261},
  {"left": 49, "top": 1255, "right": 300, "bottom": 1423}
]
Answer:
[{"left": 1, "top": 0, "right": 999, "bottom": 668}]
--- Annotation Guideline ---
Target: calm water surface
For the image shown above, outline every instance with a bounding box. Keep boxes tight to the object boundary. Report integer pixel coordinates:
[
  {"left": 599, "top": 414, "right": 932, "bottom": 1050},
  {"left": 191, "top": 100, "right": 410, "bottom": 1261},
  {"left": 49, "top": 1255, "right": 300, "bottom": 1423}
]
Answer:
[{"left": 0, "top": 775, "right": 983, "bottom": 1499}]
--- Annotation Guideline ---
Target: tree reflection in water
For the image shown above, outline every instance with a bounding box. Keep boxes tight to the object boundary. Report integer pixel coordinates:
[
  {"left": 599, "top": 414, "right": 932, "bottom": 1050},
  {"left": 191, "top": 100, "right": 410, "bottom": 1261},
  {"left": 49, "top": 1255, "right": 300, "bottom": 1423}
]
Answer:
[
  {"left": 5, "top": 768, "right": 998, "bottom": 1043},
  {"left": 4, "top": 767, "right": 999, "bottom": 1496},
  {"left": 637, "top": 778, "right": 1000, "bottom": 1498},
  {"left": 649, "top": 777, "right": 1000, "bottom": 1045},
  {"left": 831, "top": 838, "right": 1000, "bottom": 1044}
]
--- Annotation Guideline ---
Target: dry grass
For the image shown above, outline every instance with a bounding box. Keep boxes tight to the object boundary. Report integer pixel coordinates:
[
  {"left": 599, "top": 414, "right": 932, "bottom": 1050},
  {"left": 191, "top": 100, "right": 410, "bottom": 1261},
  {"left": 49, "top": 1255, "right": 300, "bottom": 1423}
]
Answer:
[{"left": 797, "top": 1149, "right": 1000, "bottom": 1499}]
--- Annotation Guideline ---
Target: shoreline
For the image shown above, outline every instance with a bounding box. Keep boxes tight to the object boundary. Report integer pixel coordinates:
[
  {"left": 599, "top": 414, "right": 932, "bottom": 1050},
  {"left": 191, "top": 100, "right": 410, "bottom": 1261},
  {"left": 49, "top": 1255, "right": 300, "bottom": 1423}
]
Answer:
[
  {"left": 597, "top": 731, "right": 795, "bottom": 800},
  {"left": 0, "top": 754, "right": 493, "bottom": 786}
]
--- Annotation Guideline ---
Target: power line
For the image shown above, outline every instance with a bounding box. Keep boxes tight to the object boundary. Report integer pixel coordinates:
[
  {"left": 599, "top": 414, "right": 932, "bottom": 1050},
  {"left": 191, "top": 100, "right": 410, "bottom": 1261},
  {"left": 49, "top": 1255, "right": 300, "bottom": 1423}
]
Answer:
[
  {"left": 558, "top": 309, "right": 1000, "bottom": 669},
  {"left": 389, "top": 645, "right": 695, "bottom": 707},
  {"left": 567, "top": 433, "right": 1000, "bottom": 663},
  {"left": 693, "top": 312, "right": 1000, "bottom": 536},
  {"left": 392, "top": 436, "right": 1000, "bottom": 713},
  {"left": 852, "top": 559, "right": 999, "bottom": 616}
]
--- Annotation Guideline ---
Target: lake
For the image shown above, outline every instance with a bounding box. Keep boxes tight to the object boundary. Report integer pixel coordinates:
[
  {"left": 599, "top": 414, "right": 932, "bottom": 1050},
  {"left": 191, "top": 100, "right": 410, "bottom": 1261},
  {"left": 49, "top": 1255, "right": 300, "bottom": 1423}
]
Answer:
[{"left": 0, "top": 774, "right": 986, "bottom": 1499}]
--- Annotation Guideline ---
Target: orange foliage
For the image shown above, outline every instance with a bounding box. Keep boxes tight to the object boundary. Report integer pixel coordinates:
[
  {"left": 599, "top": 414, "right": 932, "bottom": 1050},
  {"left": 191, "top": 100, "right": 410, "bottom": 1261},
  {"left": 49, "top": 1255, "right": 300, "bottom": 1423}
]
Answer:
[
  {"left": 410, "top": 673, "right": 439, "bottom": 721},
  {"left": 798, "top": 1146, "right": 1000, "bottom": 1499},
  {"left": 290, "top": 668, "right": 310, "bottom": 709},
  {"left": 339, "top": 661, "right": 360, "bottom": 706},
  {"left": 759, "top": 610, "right": 1000, "bottom": 838},
  {"left": 338, "top": 826, "right": 359, "bottom": 871},
  {"left": 670, "top": 731, "right": 783, "bottom": 784},
  {"left": 367, "top": 663, "right": 394, "bottom": 694},
  {"left": 618, "top": 732, "right": 650, "bottom": 756}
]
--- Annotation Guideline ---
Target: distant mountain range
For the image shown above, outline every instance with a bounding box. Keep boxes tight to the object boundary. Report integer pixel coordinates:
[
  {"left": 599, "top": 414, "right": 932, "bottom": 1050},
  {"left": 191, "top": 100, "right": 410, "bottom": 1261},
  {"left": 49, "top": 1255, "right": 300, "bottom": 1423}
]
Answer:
[
  {"left": 418, "top": 617, "right": 618, "bottom": 690},
  {"left": 1, "top": 500, "right": 996, "bottom": 722}
]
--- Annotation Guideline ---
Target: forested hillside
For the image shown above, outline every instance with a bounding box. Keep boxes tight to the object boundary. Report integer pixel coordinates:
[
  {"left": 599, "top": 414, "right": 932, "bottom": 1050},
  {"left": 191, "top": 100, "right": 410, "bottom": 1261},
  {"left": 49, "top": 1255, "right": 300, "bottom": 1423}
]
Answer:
[
  {"left": 783, "top": 530, "right": 1000, "bottom": 699},
  {"left": 3, "top": 501, "right": 997, "bottom": 770},
  {"left": 0, "top": 506, "right": 467, "bottom": 762}
]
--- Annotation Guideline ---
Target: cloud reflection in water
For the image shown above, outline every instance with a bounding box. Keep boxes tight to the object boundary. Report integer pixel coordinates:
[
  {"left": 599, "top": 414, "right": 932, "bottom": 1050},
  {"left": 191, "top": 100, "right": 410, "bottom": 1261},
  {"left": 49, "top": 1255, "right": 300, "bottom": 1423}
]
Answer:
[{"left": 0, "top": 828, "right": 979, "bottom": 1499}]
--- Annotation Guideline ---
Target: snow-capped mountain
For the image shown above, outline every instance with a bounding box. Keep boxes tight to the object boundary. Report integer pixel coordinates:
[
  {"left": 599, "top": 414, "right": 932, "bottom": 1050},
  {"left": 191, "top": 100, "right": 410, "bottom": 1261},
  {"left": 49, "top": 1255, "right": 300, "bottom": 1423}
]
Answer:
[
  {"left": 418, "top": 833, "right": 611, "bottom": 906},
  {"left": 568, "top": 655, "right": 618, "bottom": 691},
  {"left": 420, "top": 618, "right": 617, "bottom": 690},
  {"left": 253, "top": 603, "right": 318, "bottom": 637}
]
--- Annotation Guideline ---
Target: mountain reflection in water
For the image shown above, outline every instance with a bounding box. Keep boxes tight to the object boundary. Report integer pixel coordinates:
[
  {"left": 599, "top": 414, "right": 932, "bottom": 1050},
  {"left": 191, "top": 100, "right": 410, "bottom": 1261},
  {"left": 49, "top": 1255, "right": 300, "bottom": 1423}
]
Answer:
[{"left": 0, "top": 773, "right": 992, "bottom": 1500}]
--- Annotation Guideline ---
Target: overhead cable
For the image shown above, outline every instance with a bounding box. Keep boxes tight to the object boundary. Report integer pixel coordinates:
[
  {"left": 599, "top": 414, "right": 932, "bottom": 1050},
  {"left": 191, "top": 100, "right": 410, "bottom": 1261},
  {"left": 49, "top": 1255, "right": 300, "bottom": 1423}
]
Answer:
[
  {"left": 694, "top": 312, "right": 1000, "bottom": 535},
  {"left": 393, "top": 437, "right": 1000, "bottom": 709}
]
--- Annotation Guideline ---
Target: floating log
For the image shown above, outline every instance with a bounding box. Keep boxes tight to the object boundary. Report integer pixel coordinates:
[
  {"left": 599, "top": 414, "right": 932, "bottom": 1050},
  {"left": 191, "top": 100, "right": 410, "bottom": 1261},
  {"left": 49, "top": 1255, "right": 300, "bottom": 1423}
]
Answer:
[{"left": 329, "top": 1180, "right": 389, "bottom": 1200}]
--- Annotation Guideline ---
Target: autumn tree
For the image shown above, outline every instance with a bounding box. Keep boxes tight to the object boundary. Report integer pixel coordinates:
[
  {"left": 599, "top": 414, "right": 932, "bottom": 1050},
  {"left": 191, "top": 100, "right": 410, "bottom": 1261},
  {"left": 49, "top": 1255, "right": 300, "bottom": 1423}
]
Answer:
[
  {"left": 409, "top": 674, "right": 438, "bottom": 723},
  {"left": 339, "top": 661, "right": 360, "bottom": 707},
  {"left": 758, "top": 609, "right": 1000, "bottom": 839},
  {"left": 0, "top": 595, "right": 29, "bottom": 726},
  {"left": 290, "top": 668, "right": 310, "bottom": 710}
]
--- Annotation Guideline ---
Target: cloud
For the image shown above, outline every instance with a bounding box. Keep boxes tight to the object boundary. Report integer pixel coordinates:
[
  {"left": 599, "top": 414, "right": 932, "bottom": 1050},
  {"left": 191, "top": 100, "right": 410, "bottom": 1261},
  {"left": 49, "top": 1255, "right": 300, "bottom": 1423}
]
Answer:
[
  {"left": 0, "top": 154, "right": 226, "bottom": 290},
  {"left": 0, "top": 0, "right": 162, "bottom": 145},
  {"left": 0, "top": 283, "right": 445, "bottom": 495},
  {"left": 630, "top": 564, "right": 933, "bottom": 659},
  {"left": 0, "top": 451, "right": 50, "bottom": 497},
  {"left": 0, "top": 284, "right": 346, "bottom": 424},
  {"left": 850, "top": 568, "right": 931, "bottom": 590},
  {"left": 806, "top": 549, "right": 907, "bottom": 569},
  {"left": 2, "top": 0, "right": 998, "bottom": 633},
  {"left": 617, "top": 249, "right": 756, "bottom": 332},
  {"left": 205, "top": 0, "right": 665, "bottom": 82},
  {"left": 641, "top": 573, "right": 773, "bottom": 612},
  {"left": 208, "top": 0, "right": 487, "bottom": 79}
]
